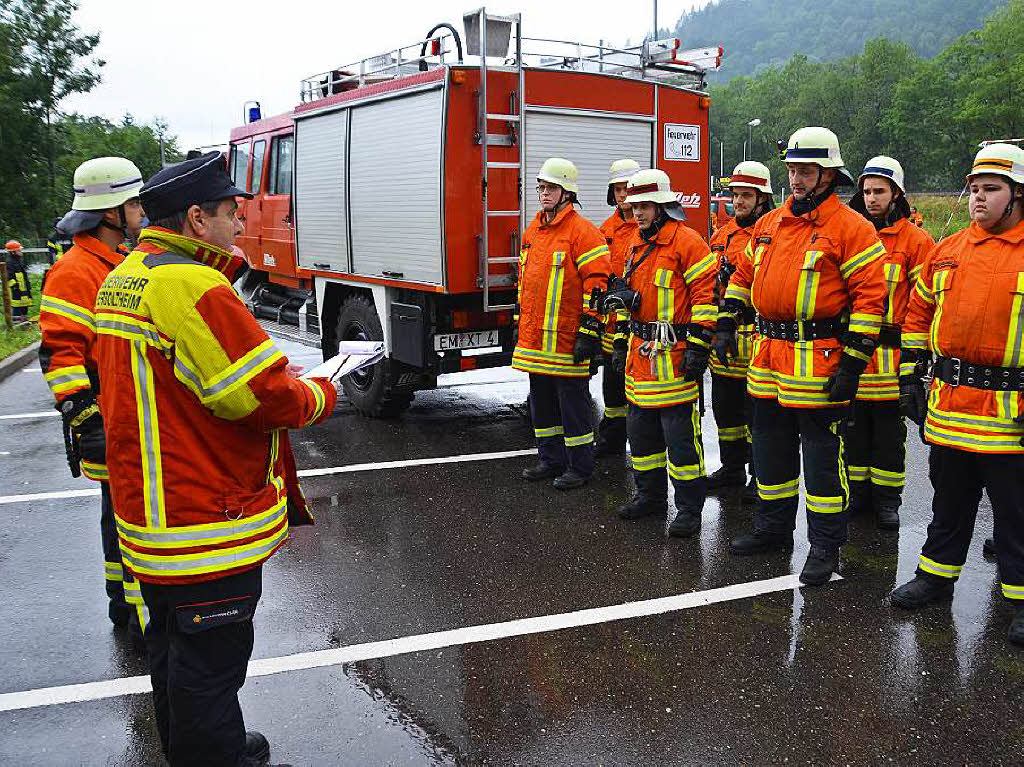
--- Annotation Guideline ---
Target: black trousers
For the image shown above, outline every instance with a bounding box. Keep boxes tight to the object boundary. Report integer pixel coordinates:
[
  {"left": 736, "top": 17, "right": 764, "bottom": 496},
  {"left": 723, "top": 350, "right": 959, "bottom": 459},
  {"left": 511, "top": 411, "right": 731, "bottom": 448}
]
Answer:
[
  {"left": 843, "top": 400, "right": 906, "bottom": 511},
  {"left": 140, "top": 566, "right": 263, "bottom": 767},
  {"left": 529, "top": 373, "right": 595, "bottom": 475},
  {"left": 101, "top": 483, "right": 148, "bottom": 629},
  {"left": 627, "top": 402, "right": 707, "bottom": 511},
  {"left": 710, "top": 372, "right": 752, "bottom": 470},
  {"left": 918, "top": 445, "right": 1024, "bottom": 601},
  {"left": 751, "top": 398, "right": 850, "bottom": 551},
  {"left": 597, "top": 354, "right": 628, "bottom": 450}
]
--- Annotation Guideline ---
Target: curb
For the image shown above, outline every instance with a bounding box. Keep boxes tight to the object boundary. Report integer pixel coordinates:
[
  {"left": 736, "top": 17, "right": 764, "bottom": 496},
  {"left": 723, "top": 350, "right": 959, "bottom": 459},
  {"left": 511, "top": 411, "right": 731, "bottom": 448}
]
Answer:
[{"left": 0, "top": 340, "right": 40, "bottom": 385}]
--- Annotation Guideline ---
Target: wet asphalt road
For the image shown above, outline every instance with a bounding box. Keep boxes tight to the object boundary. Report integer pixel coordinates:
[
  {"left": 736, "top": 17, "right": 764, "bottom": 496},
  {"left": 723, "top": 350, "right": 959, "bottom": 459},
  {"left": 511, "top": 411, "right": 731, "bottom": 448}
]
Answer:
[{"left": 0, "top": 338, "right": 1020, "bottom": 766}]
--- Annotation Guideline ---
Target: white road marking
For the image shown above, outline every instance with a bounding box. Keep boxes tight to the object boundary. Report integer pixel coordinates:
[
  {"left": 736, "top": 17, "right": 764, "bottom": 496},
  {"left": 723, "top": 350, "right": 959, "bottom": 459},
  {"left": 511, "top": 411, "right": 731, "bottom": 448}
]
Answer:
[
  {"left": 0, "top": 573, "right": 839, "bottom": 712},
  {"left": 0, "top": 411, "right": 58, "bottom": 421},
  {"left": 0, "top": 448, "right": 538, "bottom": 505}
]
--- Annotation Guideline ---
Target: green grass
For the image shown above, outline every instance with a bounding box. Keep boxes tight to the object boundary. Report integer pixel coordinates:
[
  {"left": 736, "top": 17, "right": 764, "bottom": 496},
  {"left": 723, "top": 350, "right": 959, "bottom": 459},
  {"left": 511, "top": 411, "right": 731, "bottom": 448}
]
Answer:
[
  {"left": 909, "top": 193, "right": 972, "bottom": 241},
  {"left": 0, "top": 273, "right": 43, "bottom": 362}
]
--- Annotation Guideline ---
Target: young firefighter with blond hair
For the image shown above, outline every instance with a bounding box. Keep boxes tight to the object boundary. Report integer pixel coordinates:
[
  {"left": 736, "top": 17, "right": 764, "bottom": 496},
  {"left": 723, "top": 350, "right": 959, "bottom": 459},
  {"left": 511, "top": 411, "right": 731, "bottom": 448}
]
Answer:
[
  {"left": 514, "top": 158, "right": 611, "bottom": 489},
  {"left": 595, "top": 158, "right": 641, "bottom": 457},
  {"left": 612, "top": 169, "right": 717, "bottom": 537},
  {"left": 847, "top": 156, "right": 934, "bottom": 530},
  {"left": 892, "top": 142, "right": 1024, "bottom": 646}
]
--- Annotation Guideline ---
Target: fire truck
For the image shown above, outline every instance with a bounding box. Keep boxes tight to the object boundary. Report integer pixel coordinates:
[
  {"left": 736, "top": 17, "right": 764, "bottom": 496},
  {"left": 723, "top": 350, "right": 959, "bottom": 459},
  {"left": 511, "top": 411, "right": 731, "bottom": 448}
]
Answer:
[{"left": 228, "top": 9, "right": 719, "bottom": 416}]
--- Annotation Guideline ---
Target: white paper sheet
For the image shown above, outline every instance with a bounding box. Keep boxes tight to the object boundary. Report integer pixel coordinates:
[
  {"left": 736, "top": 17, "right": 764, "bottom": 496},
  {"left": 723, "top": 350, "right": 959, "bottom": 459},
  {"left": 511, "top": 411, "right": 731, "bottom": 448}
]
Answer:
[{"left": 299, "top": 341, "right": 385, "bottom": 382}]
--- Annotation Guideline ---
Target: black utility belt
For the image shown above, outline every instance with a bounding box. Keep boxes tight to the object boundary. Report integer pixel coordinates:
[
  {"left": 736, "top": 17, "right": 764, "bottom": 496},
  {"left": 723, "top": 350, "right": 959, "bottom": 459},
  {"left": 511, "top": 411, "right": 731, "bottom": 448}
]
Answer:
[
  {"left": 629, "top": 321, "right": 689, "bottom": 342},
  {"left": 932, "top": 356, "right": 1024, "bottom": 391},
  {"left": 754, "top": 315, "right": 845, "bottom": 341},
  {"left": 877, "top": 325, "right": 901, "bottom": 348}
]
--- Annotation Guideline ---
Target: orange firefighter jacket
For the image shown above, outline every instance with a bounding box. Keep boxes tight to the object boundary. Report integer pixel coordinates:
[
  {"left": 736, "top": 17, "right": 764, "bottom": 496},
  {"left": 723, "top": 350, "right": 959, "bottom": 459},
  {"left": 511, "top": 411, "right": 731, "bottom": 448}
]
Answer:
[
  {"left": 599, "top": 209, "right": 638, "bottom": 353},
  {"left": 857, "top": 216, "right": 933, "bottom": 402},
  {"left": 724, "top": 193, "right": 887, "bottom": 408},
  {"left": 903, "top": 219, "right": 1024, "bottom": 454},
  {"left": 623, "top": 219, "right": 717, "bottom": 408},
  {"left": 94, "top": 227, "right": 338, "bottom": 585},
  {"left": 513, "top": 206, "right": 610, "bottom": 376},
  {"left": 709, "top": 218, "right": 756, "bottom": 380},
  {"left": 38, "top": 234, "right": 124, "bottom": 481}
]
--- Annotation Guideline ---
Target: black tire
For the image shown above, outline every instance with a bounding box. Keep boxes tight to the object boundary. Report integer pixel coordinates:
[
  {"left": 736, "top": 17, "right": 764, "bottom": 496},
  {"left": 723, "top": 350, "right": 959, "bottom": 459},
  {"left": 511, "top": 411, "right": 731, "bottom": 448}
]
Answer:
[{"left": 334, "top": 294, "right": 413, "bottom": 418}]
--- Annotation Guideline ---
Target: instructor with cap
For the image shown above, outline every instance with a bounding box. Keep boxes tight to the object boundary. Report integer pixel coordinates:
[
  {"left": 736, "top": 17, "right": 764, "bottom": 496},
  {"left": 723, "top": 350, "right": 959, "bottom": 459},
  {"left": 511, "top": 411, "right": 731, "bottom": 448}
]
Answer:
[{"left": 93, "top": 152, "right": 339, "bottom": 766}]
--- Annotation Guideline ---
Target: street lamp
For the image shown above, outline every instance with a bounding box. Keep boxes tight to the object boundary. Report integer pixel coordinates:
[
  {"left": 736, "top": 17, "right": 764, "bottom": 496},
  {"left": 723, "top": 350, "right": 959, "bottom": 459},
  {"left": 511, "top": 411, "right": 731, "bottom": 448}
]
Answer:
[{"left": 745, "top": 118, "right": 761, "bottom": 161}]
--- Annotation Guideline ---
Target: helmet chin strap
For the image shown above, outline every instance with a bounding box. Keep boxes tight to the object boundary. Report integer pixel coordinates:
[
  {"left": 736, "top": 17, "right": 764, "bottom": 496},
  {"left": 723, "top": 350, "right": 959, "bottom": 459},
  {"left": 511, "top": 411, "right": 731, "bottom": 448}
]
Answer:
[
  {"left": 98, "top": 204, "right": 132, "bottom": 241},
  {"left": 792, "top": 168, "right": 836, "bottom": 216}
]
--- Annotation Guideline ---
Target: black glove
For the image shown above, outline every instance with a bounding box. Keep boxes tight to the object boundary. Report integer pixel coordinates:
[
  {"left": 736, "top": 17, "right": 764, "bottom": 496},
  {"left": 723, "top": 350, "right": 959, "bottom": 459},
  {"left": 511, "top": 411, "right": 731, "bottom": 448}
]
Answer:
[
  {"left": 573, "top": 315, "right": 603, "bottom": 364},
  {"left": 611, "top": 337, "right": 628, "bottom": 374},
  {"left": 683, "top": 344, "right": 710, "bottom": 381},
  {"left": 1015, "top": 413, "right": 1024, "bottom": 447},
  {"left": 825, "top": 333, "right": 875, "bottom": 403},
  {"left": 57, "top": 391, "right": 105, "bottom": 477},
  {"left": 713, "top": 315, "right": 739, "bottom": 367},
  {"left": 899, "top": 374, "right": 928, "bottom": 425}
]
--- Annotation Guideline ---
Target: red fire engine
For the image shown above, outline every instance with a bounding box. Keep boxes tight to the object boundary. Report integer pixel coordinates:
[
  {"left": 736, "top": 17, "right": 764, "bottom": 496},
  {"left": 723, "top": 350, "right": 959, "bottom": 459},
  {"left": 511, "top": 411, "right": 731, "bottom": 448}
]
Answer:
[{"left": 228, "top": 9, "right": 719, "bottom": 416}]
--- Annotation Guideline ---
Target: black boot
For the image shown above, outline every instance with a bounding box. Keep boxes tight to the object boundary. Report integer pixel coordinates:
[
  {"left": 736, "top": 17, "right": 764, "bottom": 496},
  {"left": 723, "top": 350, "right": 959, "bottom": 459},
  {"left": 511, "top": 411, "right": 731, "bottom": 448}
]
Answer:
[
  {"left": 800, "top": 546, "right": 839, "bottom": 586},
  {"left": 742, "top": 472, "right": 758, "bottom": 505},
  {"left": 1009, "top": 607, "right": 1024, "bottom": 646},
  {"left": 729, "top": 529, "right": 791, "bottom": 555},
  {"left": 983, "top": 537, "right": 997, "bottom": 559},
  {"left": 706, "top": 464, "right": 746, "bottom": 490},
  {"left": 667, "top": 508, "right": 701, "bottom": 538},
  {"left": 522, "top": 462, "right": 564, "bottom": 481},
  {"left": 617, "top": 494, "right": 667, "bottom": 520},
  {"left": 876, "top": 503, "right": 900, "bottom": 531},
  {"left": 890, "top": 575, "right": 955, "bottom": 609},
  {"left": 553, "top": 469, "right": 589, "bottom": 490},
  {"left": 239, "top": 731, "right": 271, "bottom": 766}
]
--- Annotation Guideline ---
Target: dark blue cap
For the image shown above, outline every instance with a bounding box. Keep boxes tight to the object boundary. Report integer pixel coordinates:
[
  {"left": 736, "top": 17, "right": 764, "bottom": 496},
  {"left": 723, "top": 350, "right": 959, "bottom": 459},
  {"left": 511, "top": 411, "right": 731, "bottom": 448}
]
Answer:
[{"left": 141, "top": 151, "right": 252, "bottom": 221}]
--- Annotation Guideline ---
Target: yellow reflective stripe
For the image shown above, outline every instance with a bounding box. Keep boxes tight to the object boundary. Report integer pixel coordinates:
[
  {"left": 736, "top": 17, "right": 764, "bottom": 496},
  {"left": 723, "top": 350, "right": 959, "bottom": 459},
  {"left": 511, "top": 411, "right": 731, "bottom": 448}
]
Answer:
[
  {"left": 794, "top": 341, "right": 814, "bottom": 379},
  {"left": 565, "top": 432, "right": 595, "bottom": 447},
  {"left": 848, "top": 313, "right": 883, "bottom": 335},
  {"left": 928, "top": 402, "right": 1024, "bottom": 431},
  {"left": 631, "top": 452, "right": 667, "bottom": 471},
  {"left": 576, "top": 244, "right": 609, "bottom": 269},
  {"left": 534, "top": 425, "right": 565, "bottom": 438},
  {"left": 691, "top": 401, "right": 705, "bottom": 475},
  {"left": 923, "top": 419, "right": 1024, "bottom": 452},
  {"left": 845, "top": 346, "right": 872, "bottom": 363},
  {"left": 903, "top": 332, "right": 929, "bottom": 351},
  {"left": 806, "top": 493, "right": 845, "bottom": 514},
  {"left": 81, "top": 460, "right": 109, "bottom": 481},
  {"left": 511, "top": 353, "right": 590, "bottom": 377},
  {"left": 914, "top": 278, "right": 934, "bottom": 305},
  {"left": 883, "top": 262, "right": 902, "bottom": 323},
  {"left": 840, "top": 242, "right": 885, "bottom": 279},
  {"left": 300, "top": 378, "right": 326, "bottom": 425},
  {"left": 668, "top": 460, "right": 702, "bottom": 481},
  {"left": 131, "top": 340, "right": 165, "bottom": 529},
  {"left": 266, "top": 430, "right": 280, "bottom": 485},
  {"left": 757, "top": 478, "right": 799, "bottom": 499},
  {"left": 604, "top": 405, "right": 628, "bottom": 418},
  {"left": 40, "top": 296, "right": 96, "bottom": 330},
  {"left": 795, "top": 251, "right": 822, "bottom": 320},
  {"left": 542, "top": 256, "right": 566, "bottom": 355},
  {"left": 847, "top": 465, "right": 870, "bottom": 482},
  {"left": 1001, "top": 582, "right": 1024, "bottom": 600},
  {"left": 930, "top": 270, "right": 953, "bottom": 352},
  {"left": 684, "top": 253, "right": 715, "bottom": 283},
  {"left": 691, "top": 304, "right": 717, "bottom": 321},
  {"left": 44, "top": 365, "right": 92, "bottom": 395},
  {"left": 724, "top": 284, "right": 751, "bottom": 305},
  {"left": 104, "top": 562, "right": 124, "bottom": 582},
  {"left": 118, "top": 500, "right": 288, "bottom": 550},
  {"left": 1001, "top": 272, "right": 1024, "bottom": 367},
  {"left": 96, "top": 313, "right": 170, "bottom": 352},
  {"left": 203, "top": 339, "right": 283, "bottom": 401},
  {"left": 870, "top": 466, "right": 905, "bottom": 487},
  {"left": 718, "top": 425, "right": 748, "bottom": 442},
  {"left": 918, "top": 555, "right": 961, "bottom": 579},
  {"left": 121, "top": 523, "right": 289, "bottom": 578}
]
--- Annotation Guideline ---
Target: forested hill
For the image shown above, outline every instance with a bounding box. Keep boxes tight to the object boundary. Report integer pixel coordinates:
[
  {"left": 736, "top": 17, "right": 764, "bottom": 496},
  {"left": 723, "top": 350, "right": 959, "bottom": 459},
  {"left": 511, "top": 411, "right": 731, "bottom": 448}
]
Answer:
[{"left": 673, "top": 0, "right": 1006, "bottom": 79}]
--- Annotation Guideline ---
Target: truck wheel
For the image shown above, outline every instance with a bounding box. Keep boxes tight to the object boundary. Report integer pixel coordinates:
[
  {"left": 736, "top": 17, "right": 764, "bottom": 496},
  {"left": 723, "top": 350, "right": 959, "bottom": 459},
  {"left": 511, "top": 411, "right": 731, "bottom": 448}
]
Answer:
[{"left": 334, "top": 295, "right": 413, "bottom": 418}]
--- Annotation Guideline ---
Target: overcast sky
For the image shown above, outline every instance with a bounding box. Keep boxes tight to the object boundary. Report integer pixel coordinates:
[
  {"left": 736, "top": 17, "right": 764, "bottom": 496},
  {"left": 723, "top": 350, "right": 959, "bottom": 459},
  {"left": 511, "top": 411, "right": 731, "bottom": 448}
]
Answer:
[{"left": 63, "top": 0, "right": 707, "bottom": 151}]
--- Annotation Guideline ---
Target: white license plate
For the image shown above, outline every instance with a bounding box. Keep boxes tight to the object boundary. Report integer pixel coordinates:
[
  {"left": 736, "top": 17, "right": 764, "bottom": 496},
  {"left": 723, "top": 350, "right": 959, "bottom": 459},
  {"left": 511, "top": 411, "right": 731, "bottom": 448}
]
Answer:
[{"left": 433, "top": 330, "right": 501, "bottom": 351}]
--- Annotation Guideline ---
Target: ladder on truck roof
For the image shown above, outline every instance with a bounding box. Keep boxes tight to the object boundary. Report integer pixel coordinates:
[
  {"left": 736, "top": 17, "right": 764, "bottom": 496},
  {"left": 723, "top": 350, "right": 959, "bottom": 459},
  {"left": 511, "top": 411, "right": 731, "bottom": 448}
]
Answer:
[{"left": 469, "top": 7, "right": 523, "bottom": 314}]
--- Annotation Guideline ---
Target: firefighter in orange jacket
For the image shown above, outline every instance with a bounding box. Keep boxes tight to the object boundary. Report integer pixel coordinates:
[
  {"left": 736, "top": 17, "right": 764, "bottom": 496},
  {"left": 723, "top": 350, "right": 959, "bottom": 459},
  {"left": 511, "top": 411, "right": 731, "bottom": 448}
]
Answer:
[
  {"left": 608, "top": 169, "right": 717, "bottom": 536},
  {"left": 892, "top": 142, "right": 1024, "bottom": 646},
  {"left": 716, "top": 127, "right": 887, "bottom": 585},
  {"left": 514, "top": 158, "right": 610, "bottom": 490},
  {"left": 94, "top": 152, "right": 339, "bottom": 765},
  {"left": 848, "top": 156, "right": 934, "bottom": 530},
  {"left": 3, "top": 239, "right": 31, "bottom": 322},
  {"left": 39, "top": 157, "right": 149, "bottom": 635},
  {"left": 595, "top": 158, "right": 641, "bottom": 457},
  {"left": 707, "top": 162, "right": 775, "bottom": 503}
]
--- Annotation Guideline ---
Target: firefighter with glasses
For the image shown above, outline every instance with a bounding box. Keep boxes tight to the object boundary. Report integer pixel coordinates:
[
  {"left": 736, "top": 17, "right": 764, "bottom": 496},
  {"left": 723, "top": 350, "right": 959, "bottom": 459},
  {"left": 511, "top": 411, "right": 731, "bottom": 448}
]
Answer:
[
  {"left": 707, "top": 162, "right": 775, "bottom": 503},
  {"left": 716, "top": 127, "right": 887, "bottom": 585},
  {"left": 38, "top": 157, "right": 149, "bottom": 639},
  {"left": 596, "top": 158, "right": 641, "bottom": 458},
  {"left": 608, "top": 168, "right": 717, "bottom": 536},
  {"left": 892, "top": 142, "right": 1024, "bottom": 647},
  {"left": 848, "top": 156, "right": 934, "bottom": 530},
  {"left": 514, "top": 158, "right": 610, "bottom": 490}
]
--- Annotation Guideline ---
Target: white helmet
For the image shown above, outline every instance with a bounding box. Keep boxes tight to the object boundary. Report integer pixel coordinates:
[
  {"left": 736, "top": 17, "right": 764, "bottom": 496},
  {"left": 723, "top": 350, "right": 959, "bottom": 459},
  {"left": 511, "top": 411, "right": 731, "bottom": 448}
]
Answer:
[
  {"left": 607, "top": 159, "right": 642, "bottom": 205},
  {"left": 784, "top": 127, "right": 855, "bottom": 185},
  {"left": 625, "top": 168, "right": 685, "bottom": 220},
  {"left": 72, "top": 157, "right": 144, "bottom": 211},
  {"left": 967, "top": 143, "right": 1024, "bottom": 185},
  {"left": 859, "top": 156, "right": 906, "bottom": 194},
  {"left": 728, "top": 161, "right": 773, "bottom": 194},
  {"left": 537, "top": 157, "right": 579, "bottom": 195}
]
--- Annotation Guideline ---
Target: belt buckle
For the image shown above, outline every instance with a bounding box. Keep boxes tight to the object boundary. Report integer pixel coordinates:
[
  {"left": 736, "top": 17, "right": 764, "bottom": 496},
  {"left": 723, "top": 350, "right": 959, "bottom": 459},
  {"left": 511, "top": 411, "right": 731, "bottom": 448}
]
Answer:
[{"left": 947, "top": 357, "right": 961, "bottom": 387}]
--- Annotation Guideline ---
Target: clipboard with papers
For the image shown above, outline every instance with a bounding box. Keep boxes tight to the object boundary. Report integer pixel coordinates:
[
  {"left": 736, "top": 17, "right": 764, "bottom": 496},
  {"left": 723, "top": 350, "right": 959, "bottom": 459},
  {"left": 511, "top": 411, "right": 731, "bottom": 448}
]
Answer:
[{"left": 300, "top": 341, "right": 386, "bottom": 383}]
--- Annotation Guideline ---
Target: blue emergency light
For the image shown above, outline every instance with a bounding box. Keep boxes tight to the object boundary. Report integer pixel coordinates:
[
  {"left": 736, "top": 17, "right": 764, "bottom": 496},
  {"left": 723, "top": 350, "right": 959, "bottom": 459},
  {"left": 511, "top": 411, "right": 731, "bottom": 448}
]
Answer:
[{"left": 244, "top": 101, "right": 262, "bottom": 124}]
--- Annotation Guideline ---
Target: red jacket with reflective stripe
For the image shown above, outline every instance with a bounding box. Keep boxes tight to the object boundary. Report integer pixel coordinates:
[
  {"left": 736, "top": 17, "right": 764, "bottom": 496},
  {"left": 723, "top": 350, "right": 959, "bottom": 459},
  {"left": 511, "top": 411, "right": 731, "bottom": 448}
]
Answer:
[
  {"left": 903, "top": 219, "right": 1024, "bottom": 453},
  {"left": 38, "top": 234, "right": 124, "bottom": 481},
  {"left": 857, "top": 216, "right": 933, "bottom": 402},
  {"left": 709, "top": 217, "right": 755, "bottom": 379},
  {"left": 599, "top": 210, "right": 638, "bottom": 352},
  {"left": 513, "top": 206, "right": 610, "bottom": 376},
  {"left": 94, "top": 229, "right": 337, "bottom": 584},
  {"left": 725, "top": 193, "right": 887, "bottom": 408}
]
